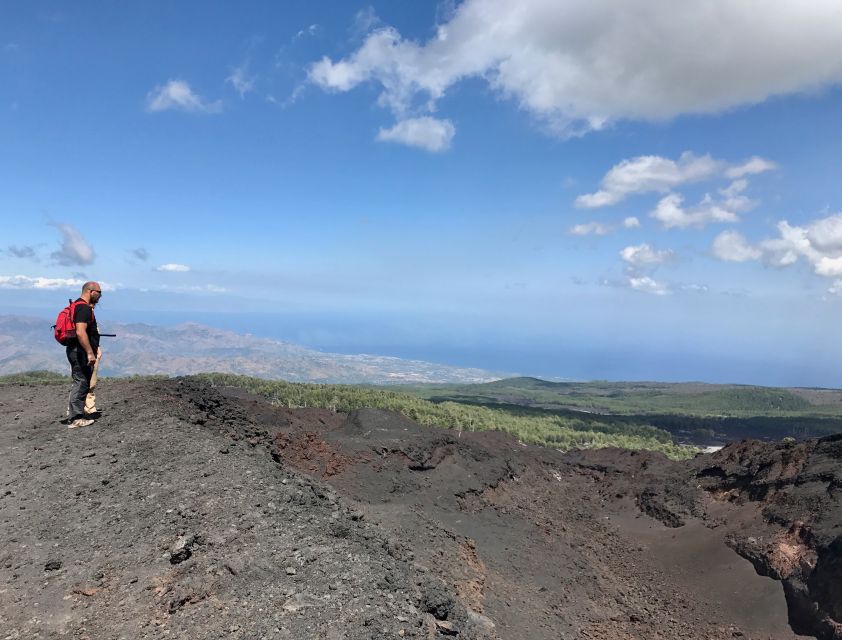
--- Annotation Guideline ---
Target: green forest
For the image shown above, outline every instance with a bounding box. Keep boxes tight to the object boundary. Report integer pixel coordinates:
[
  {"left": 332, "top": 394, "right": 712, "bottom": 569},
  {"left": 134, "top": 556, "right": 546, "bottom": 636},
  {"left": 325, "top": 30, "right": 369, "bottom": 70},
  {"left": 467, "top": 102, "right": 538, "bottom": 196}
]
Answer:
[{"left": 194, "top": 373, "right": 697, "bottom": 460}]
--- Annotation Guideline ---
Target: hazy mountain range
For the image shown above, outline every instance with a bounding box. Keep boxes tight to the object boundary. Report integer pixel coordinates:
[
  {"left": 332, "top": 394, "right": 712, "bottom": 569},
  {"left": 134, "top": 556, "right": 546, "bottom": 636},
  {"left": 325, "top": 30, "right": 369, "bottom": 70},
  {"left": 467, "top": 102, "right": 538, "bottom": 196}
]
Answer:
[{"left": 0, "top": 315, "right": 502, "bottom": 384}]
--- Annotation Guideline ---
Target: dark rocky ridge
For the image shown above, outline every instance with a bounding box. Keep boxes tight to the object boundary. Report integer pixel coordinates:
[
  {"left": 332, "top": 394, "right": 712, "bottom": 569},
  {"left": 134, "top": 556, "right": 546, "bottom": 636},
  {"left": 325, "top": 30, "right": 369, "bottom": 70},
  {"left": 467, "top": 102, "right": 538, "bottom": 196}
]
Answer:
[{"left": 1, "top": 377, "right": 839, "bottom": 639}]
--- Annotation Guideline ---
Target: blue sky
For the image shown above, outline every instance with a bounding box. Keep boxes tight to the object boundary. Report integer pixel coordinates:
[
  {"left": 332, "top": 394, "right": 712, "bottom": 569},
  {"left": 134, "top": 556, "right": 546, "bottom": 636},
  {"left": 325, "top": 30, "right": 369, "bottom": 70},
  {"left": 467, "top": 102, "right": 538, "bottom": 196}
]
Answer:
[{"left": 3, "top": 1, "right": 842, "bottom": 386}]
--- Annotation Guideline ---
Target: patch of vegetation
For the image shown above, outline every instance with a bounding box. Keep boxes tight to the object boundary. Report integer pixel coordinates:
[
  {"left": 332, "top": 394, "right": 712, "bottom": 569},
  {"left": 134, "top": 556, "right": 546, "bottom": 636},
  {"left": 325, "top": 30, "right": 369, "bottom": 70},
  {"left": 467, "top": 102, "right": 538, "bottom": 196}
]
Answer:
[
  {"left": 197, "top": 373, "right": 699, "bottom": 460},
  {"left": 0, "top": 370, "right": 68, "bottom": 385},
  {"left": 388, "top": 377, "right": 842, "bottom": 417}
]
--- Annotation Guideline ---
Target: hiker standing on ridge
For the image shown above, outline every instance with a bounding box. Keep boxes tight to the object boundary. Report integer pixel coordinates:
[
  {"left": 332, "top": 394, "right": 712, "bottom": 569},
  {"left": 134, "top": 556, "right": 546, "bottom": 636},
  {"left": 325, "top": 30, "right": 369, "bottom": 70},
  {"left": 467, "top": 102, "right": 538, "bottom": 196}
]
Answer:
[{"left": 65, "top": 281, "right": 102, "bottom": 429}]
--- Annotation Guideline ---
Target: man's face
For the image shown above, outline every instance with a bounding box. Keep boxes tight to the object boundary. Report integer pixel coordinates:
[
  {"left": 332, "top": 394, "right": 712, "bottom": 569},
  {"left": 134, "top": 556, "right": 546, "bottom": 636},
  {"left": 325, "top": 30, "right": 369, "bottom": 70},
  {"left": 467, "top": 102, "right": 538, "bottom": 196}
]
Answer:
[{"left": 89, "top": 284, "right": 102, "bottom": 303}]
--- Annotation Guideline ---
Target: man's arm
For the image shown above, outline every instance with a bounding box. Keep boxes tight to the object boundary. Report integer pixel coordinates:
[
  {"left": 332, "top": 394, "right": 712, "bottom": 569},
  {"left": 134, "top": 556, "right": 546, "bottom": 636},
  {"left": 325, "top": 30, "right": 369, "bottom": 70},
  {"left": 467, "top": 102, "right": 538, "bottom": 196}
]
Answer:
[{"left": 75, "top": 321, "right": 97, "bottom": 364}]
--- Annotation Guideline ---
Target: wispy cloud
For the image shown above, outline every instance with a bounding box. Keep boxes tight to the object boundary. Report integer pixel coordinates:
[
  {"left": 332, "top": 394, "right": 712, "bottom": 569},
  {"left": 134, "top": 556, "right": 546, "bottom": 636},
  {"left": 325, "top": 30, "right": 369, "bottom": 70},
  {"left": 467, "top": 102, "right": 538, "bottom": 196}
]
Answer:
[
  {"left": 309, "top": 1, "right": 842, "bottom": 138},
  {"left": 50, "top": 223, "right": 95, "bottom": 266},
  {"left": 156, "top": 263, "right": 191, "bottom": 272},
  {"left": 569, "top": 222, "right": 611, "bottom": 236},
  {"left": 5, "top": 245, "right": 36, "bottom": 259},
  {"left": 376, "top": 117, "right": 455, "bottom": 152},
  {"left": 623, "top": 217, "right": 641, "bottom": 229},
  {"left": 350, "top": 8, "right": 380, "bottom": 38},
  {"left": 133, "top": 248, "right": 149, "bottom": 261},
  {"left": 726, "top": 157, "right": 778, "bottom": 179},
  {"left": 295, "top": 24, "right": 320, "bottom": 40},
  {"left": 226, "top": 66, "right": 255, "bottom": 98},
  {"left": 146, "top": 80, "right": 222, "bottom": 114},
  {"left": 0, "top": 275, "right": 84, "bottom": 289}
]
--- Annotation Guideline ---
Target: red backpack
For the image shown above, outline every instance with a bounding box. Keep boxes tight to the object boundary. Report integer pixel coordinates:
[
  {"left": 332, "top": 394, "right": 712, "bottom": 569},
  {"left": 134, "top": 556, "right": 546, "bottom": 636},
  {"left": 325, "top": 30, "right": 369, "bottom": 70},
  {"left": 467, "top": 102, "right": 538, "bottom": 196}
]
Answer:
[{"left": 53, "top": 299, "right": 93, "bottom": 345}]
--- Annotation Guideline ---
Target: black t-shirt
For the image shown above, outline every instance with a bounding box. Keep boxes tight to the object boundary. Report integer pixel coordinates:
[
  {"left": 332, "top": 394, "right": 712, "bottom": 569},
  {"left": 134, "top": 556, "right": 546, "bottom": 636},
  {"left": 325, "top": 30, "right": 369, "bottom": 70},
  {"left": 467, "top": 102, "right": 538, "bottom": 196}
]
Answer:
[{"left": 71, "top": 299, "right": 99, "bottom": 351}]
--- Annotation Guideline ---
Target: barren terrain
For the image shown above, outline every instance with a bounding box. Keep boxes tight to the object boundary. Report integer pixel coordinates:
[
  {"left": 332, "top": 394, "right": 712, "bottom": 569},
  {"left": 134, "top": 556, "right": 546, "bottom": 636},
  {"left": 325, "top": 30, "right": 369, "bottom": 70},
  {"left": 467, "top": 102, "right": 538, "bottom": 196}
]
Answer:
[{"left": 1, "top": 378, "right": 839, "bottom": 639}]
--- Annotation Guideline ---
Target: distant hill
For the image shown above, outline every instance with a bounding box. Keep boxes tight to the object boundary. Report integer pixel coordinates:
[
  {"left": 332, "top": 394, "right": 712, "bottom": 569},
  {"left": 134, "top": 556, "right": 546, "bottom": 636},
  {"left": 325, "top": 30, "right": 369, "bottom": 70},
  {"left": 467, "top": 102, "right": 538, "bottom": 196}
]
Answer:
[
  {"left": 389, "top": 376, "right": 842, "bottom": 417},
  {"left": 0, "top": 315, "right": 502, "bottom": 385}
]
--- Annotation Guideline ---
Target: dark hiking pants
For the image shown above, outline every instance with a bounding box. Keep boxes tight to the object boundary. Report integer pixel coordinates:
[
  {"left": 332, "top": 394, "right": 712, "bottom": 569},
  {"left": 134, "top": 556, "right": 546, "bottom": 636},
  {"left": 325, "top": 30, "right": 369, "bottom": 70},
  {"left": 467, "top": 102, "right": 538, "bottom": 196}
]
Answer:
[{"left": 67, "top": 346, "right": 92, "bottom": 420}]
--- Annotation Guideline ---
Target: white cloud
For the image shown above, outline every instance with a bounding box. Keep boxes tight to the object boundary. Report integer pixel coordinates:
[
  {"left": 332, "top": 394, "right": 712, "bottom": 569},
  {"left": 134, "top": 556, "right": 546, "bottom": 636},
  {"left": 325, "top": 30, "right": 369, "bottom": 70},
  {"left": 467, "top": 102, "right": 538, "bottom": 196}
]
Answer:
[
  {"left": 623, "top": 217, "right": 641, "bottom": 229},
  {"left": 806, "top": 213, "right": 842, "bottom": 251},
  {"left": 711, "top": 213, "right": 842, "bottom": 281},
  {"left": 309, "top": 1, "right": 842, "bottom": 137},
  {"left": 0, "top": 275, "right": 85, "bottom": 290},
  {"left": 376, "top": 117, "right": 455, "bottom": 152},
  {"left": 576, "top": 153, "right": 722, "bottom": 208},
  {"left": 146, "top": 80, "right": 222, "bottom": 114},
  {"left": 226, "top": 67, "right": 255, "bottom": 98},
  {"left": 725, "top": 156, "right": 778, "bottom": 179},
  {"left": 628, "top": 276, "right": 670, "bottom": 296},
  {"left": 576, "top": 153, "right": 775, "bottom": 209},
  {"left": 759, "top": 221, "right": 817, "bottom": 267},
  {"left": 620, "top": 243, "right": 673, "bottom": 268},
  {"left": 157, "top": 263, "right": 191, "bottom": 272},
  {"left": 712, "top": 231, "right": 762, "bottom": 262},
  {"left": 569, "top": 222, "right": 611, "bottom": 236},
  {"left": 650, "top": 193, "right": 740, "bottom": 229},
  {"left": 154, "top": 283, "right": 227, "bottom": 293},
  {"left": 50, "top": 223, "right": 95, "bottom": 266},
  {"left": 814, "top": 256, "right": 842, "bottom": 278},
  {"left": 296, "top": 24, "right": 320, "bottom": 40},
  {"left": 829, "top": 280, "right": 842, "bottom": 296}
]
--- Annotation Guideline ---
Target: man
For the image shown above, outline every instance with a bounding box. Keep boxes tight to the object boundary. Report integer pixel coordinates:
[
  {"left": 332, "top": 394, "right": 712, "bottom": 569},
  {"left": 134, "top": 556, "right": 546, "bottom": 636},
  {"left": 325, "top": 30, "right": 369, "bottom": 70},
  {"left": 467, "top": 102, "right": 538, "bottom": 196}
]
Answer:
[
  {"left": 66, "top": 281, "right": 102, "bottom": 429},
  {"left": 84, "top": 293, "right": 103, "bottom": 415}
]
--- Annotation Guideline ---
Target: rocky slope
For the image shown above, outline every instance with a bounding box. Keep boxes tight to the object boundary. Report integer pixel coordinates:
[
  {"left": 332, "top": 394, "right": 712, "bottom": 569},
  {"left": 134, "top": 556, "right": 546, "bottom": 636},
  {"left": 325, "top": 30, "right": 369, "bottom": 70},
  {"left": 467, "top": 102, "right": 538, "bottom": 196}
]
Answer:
[{"left": 1, "top": 377, "right": 839, "bottom": 639}]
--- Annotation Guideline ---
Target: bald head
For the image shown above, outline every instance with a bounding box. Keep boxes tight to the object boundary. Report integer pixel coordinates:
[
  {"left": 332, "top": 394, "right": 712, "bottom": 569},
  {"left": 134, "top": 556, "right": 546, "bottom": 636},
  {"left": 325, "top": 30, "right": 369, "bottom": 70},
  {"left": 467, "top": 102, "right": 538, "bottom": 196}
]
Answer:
[{"left": 80, "top": 281, "right": 102, "bottom": 304}]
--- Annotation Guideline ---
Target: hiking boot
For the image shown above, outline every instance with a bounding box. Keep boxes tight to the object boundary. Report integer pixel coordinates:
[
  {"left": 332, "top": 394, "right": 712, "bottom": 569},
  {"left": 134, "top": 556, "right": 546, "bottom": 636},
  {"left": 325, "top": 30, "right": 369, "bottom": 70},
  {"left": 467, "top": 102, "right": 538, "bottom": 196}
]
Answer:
[{"left": 68, "top": 418, "right": 95, "bottom": 429}]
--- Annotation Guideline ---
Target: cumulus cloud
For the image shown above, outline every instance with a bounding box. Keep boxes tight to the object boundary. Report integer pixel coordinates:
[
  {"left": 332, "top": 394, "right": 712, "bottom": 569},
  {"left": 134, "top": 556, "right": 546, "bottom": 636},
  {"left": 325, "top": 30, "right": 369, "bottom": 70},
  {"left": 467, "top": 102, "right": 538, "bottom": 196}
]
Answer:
[
  {"left": 620, "top": 243, "right": 673, "bottom": 269},
  {"left": 617, "top": 242, "right": 675, "bottom": 295},
  {"left": 309, "top": 1, "right": 842, "bottom": 138},
  {"left": 0, "top": 275, "right": 85, "bottom": 289},
  {"left": 623, "top": 217, "right": 641, "bottom": 229},
  {"left": 146, "top": 80, "right": 222, "bottom": 114},
  {"left": 711, "top": 213, "right": 842, "bottom": 289},
  {"left": 712, "top": 231, "right": 762, "bottom": 263},
  {"left": 50, "top": 223, "right": 95, "bottom": 266},
  {"left": 156, "top": 263, "right": 190, "bottom": 272},
  {"left": 569, "top": 222, "right": 611, "bottom": 236},
  {"left": 576, "top": 153, "right": 775, "bottom": 209},
  {"left": 376, "top": 117, "right": 455, "bottom": 152},
  {"left": 650, "top": 193, "right": 740, "bottom": 229},
  {"left": 5, "top": 245, "right": 36, "bottom": 259},
  {"left": 628, "top": 276, "right": 670, "bottom": 296},
  {"left": 576, "top": 153, "right": 722, "bottom": 208},
  {"left": 805, "top": 213, "right": 842, "bottom": 251}
]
